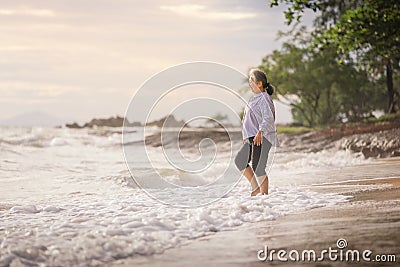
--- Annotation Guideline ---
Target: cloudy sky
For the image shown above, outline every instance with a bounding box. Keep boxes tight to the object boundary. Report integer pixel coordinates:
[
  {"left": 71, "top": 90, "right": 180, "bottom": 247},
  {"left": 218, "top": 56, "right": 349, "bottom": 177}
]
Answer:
[{"left": 0, "top": 0, "right": 315, "bottom": 125}]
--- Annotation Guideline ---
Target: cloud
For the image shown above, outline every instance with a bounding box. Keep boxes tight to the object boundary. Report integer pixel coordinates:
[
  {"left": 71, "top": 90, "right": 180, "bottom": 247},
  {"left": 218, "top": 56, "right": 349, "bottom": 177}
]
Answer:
[
  {"left": 160, "top": 4, "right": 256, "bottom": 20},
  {"left": 0, "top": 45, "right": 34, "bottom": 51},
  {"left": 0, "top": 7, "right": 56, "bottom": 17},
  {"left": 0, "top": 81, "right": 81, "bottom": 101},
  {"left": 0, "top": 0, "right": 301, "bottom": 123}
]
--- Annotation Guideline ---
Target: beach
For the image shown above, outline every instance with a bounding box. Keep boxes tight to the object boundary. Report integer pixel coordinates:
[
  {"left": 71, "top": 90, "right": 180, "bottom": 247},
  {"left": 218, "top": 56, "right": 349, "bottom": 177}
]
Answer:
[
  {"left": 115, "top": 158, "right": 400, "bottom": 267},
  {"left": 2, "top": 0, "right": 398, "bottom": 265},
  {"left": 0, "top": 126, "right": 399, "bottom": 266}
]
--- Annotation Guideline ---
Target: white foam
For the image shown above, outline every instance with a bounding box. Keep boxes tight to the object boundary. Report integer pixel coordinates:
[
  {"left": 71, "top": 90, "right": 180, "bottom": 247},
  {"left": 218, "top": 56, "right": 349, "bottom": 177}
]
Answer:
[
  {"left": 50, "top": 137, "right": 70, "bottom": 146},
  {"left": 9, "top": 205, "right": 41, "bottom": 214},
  {"left": 0, "top": 126, "right": 367, "bottom": 266},
  {"left": 0, "top": 183, "right": 351, "bottom": 266},
  {"left": 274, "top": 149, "right": 370, "bottom": 170},
  {"left": 0, "top": 126, "right": 129, "bottom": 148}
]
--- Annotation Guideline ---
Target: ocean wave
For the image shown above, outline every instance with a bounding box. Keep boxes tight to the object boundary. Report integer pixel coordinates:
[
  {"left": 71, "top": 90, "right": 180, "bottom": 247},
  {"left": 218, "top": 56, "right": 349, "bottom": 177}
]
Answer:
[
  {"left": 0, "top": 126, "right": 372, "bottom": 266},
  {"left": 0, "top": 184, "right": 350, "bottom": 266},
  {"left": 0, "top": 127, "right": 129, "bottom": 148}
]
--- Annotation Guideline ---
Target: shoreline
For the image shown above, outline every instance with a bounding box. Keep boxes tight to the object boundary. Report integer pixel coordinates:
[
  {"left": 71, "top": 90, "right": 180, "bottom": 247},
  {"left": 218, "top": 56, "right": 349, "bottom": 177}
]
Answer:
[
  {"left": 1, "top": 124, "right": 399, "bottom": 266},
  {"left": 114, "top": 158, "right": 400, "bottom": 266},
  {"left": 136, "top": 125, "right": 400, "bottom": 158}
]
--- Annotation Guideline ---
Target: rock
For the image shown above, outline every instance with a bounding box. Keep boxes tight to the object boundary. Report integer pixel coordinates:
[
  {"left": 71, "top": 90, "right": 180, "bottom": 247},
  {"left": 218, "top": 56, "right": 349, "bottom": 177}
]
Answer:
[
  {"left": 277, "top": 126, "right": 400, "bottom": 159},
  {"left": 65, "top": 122, "right": 82, "bottom": 129},
  {"left": 392, "top": 150, "right": 400, "bottom": 157},
  {"left": 145, "top": 115, "right": 185, "bottom": 128},
  {"left": 66, "top": 116, "right": 142, "bottom": 128},
  {"left": 83, "top": 116, "right": 125, "bottom": 128},
  {"left": 361, "top": 147, "right": 379, "bottom": 158},
  {"left": 338, "top": 128, "right": 400, "bottom": 158}
]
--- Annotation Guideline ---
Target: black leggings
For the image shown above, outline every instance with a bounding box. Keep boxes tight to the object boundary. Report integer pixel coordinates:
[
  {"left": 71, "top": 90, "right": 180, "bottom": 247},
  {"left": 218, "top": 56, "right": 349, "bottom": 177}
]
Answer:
[{"left": 234, "top": 136, "right": 272, "bottom": 177}]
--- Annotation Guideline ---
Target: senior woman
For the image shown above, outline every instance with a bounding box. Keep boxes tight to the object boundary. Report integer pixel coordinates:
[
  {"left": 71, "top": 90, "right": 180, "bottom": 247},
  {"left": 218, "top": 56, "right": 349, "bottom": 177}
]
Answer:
[{"left": 234, "top": 68, "right": 280, "bottom": 196}]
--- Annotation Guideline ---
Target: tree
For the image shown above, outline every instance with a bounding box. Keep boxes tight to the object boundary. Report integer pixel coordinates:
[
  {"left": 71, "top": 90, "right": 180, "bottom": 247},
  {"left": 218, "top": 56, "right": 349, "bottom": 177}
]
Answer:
[
  {"left": 321, "top": 0, "right": 400, "bottom": 113},
  {"left": 259, "top": 34, "right": 384, "bottom": 126},
  {"left": 270, "top": 0, "right": 400, "bottom": 113},
  {"left": 269, "top": 0, "right": 360, "bottom": 27}
]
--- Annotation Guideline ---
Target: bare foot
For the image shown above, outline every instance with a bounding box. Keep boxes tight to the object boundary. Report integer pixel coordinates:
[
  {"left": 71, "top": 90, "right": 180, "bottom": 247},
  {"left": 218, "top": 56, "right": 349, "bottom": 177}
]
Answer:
[
  {"left": 259, "top": 176, "right": 268, "bottom": 195},
  {"left": 251, "top": 187, "right": 260, "bottom": 196}
]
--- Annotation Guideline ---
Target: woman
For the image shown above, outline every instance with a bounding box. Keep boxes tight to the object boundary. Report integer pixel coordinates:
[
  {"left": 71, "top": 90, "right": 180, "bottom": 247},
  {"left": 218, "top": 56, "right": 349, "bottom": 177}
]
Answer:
[{"left": 234, "top": 68, "right": 280, "bottom": 196}]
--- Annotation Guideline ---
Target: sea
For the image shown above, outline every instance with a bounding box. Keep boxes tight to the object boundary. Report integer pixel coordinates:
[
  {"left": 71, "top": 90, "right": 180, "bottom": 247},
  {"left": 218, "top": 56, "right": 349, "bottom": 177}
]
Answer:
[{"left": 0, "top": 126, "right": 370, "bottom": 266}]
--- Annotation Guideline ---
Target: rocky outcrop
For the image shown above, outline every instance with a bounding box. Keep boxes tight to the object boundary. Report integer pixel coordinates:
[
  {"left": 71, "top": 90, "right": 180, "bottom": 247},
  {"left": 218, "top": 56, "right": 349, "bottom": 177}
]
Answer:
[
  {"left": 145, "top": 115, "right": 185, "bottom": 128},
  {"left": 65, "top": 116, "right": 142, "bottom": 128},
  {"left": 83, "top": 116, "right": 124, "bottom": 128},
  {"left": 66, "top": 115, "right": 185, "bottom": 128},
  {"left": 66, "top": 114, "right": 400, "bottom": 159},
  {"left": 65, "top": 122, "right": 82, "bottom": 129},
  {"left": 278, "top": 126, "right": 400, "bottom": 158},
  {"left": 338, "top": 128, "right": 400, "bottom": 158}
]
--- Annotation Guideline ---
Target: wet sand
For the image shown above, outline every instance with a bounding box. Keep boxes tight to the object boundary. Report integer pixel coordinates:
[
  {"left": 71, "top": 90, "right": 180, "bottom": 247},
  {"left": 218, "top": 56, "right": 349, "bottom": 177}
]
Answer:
[{"left": 115, "top": 158, "right": 400, "bottom": 266}]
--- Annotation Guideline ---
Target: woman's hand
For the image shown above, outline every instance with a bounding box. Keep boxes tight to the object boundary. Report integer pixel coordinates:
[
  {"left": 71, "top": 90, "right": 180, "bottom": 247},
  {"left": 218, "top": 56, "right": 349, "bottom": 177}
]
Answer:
[{"left": 254, "top": 131, "right": 263, "bottom": 146}]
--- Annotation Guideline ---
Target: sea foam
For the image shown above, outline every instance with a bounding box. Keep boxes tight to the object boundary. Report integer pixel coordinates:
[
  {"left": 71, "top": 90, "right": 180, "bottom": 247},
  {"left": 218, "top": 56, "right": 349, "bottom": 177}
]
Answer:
[
  {"left": 0, "top": 126, "right": 365, "bottom": 266},
  {"left": 0, "top": 183, "right": 351, "bottom": 266}
]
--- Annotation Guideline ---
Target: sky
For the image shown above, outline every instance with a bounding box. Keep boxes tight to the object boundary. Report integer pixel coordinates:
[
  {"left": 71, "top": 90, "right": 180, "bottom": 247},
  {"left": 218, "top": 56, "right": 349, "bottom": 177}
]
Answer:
[{"left": 0, "top": 0, "right": 315, "bottom": 126}]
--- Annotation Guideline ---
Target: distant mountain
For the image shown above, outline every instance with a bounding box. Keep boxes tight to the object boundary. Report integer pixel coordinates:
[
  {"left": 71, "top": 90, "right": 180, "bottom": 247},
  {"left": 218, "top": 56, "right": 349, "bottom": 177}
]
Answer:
[{"left": 0, "top": 111, "right": 69, "bottom": 127}]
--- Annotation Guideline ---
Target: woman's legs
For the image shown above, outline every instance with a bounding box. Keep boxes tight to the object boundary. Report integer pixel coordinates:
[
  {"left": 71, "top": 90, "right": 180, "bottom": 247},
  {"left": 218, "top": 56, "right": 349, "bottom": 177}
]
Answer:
[
  {"left": 234, "top": 140, "right": 260, "bottom": 196},
  {"left": 235, "top": 137, "right": 272, "bottom": 196},
  {"left": 252, "top": 137, "right": 272, "bottom": 195}
]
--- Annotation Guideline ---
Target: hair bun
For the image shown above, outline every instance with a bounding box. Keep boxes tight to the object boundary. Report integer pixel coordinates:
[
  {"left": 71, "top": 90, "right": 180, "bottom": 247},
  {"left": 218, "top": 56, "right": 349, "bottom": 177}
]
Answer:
[{"left": 264, "top": 82, "right": 274, "bottom": 95}]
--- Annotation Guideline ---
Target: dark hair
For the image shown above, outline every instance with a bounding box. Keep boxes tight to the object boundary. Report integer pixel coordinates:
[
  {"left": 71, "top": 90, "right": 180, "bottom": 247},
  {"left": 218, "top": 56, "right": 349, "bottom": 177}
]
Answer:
[{"left": 249, "top": 68, "right": 275, "bottom": 95}]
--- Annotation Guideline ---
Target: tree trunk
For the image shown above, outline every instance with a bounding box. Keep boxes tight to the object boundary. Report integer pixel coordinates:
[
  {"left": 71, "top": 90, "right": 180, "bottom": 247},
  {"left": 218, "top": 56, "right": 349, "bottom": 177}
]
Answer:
[{"left": 386, "top": 60, "right": 397, "bottom": 113}]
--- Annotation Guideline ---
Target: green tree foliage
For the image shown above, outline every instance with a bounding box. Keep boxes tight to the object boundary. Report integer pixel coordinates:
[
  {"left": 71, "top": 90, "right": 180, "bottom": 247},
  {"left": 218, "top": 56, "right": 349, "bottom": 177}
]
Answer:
[
  {"left": 269, "top": 0, "right": 400, "bottom": 113},
  {"left": 259, "top": 33, "right": 385, "bottom": 126},
  {"left": 320, "top": 0, "right": 400, "bottom": 113},
  {"left": 269, "top": 0, "right": 359, "bottom": 27}
]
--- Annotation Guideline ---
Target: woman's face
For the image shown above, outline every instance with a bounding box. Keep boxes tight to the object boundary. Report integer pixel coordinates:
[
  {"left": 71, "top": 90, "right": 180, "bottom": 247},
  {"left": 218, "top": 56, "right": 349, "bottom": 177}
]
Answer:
[{"left": 249, "top": 75, "right": 262, "bottom": 93}]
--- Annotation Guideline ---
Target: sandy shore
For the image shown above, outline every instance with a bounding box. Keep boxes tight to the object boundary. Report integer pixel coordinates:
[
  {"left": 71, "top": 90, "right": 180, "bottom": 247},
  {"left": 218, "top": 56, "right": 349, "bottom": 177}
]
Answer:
[{"left": 114, "top": 158, "right": 400, "bottom": 266}]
